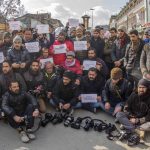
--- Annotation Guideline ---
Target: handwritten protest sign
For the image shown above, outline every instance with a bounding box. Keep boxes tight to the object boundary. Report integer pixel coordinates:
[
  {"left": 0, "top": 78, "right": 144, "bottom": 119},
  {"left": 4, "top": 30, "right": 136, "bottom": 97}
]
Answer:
[
  {"left": 9, "top": 21, "right": 21, "bottom": 31},
  {"left": 0, "top": 52, "right": 4, "bottom": 63},
  {"left": 36, "top": 24, "right": 49, "bottom": 34},
  {"left": 40, "top": 58, "right": 54, "bottom": 69},
  {"left": 83, "top": 60, "right": 96, "bottom": 70},
  {"left": 53, "top": 44, "right": 67, "bottom": 54},
  {"left": 81, "top": 94, "right": 97, "bottom": 103},
  {"left": 74, "top": 41, "right": 87, "bottom": 51},
  {"left": 68, "top": 18, "right": 79, "bottom": 27},
  {"left": 25, "top": 42, "right": 39, "bottom": 53}
]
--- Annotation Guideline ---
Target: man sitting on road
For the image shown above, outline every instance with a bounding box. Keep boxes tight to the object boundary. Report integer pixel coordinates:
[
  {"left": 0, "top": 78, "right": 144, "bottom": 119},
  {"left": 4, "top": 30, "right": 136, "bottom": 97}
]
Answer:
[
  {"left": 2, "top": 80, "right": 39, "bottom": 143},
  {"left": 116, "top": 79, "right": 150, "bottom": 141},
  {"left": 51, "top": 70, "right": 79, "bottom": 113}
]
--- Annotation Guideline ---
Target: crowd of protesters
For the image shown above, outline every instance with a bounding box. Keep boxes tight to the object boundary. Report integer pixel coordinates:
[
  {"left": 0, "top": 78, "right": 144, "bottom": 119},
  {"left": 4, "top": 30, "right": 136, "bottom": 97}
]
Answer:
[{"left": 0, "top": 23, "right": 150, "bottom": 144}]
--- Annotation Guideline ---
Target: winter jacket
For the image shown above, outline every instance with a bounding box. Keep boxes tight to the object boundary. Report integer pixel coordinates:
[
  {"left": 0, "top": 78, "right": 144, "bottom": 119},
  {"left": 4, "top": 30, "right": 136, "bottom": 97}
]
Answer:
[
  {"left": 52, "top": 79, "right": 79, "bottom": 106},
  {"left": 6, "top": 47, "right": 31, "bottom": 65},
  {"left": 90, "top": 37, "right": 105, "bottom": 59},
  {"left": 61, "top": 59, "right": 82, "bottom": 75},
  {"left": 140, "top": 43, "right": 150, "bottom": 77},
  {"left": 2, "top": 91, "right": 38, "bottom": 117},
  {"left": 49, "top": 40, "right": 74, "bottom": 65},
  {"left": 111, "top": 34, "right": 130, "bottom": 62},
  {"left": 0, "top": 71, "right": 27, "bottom": 94},
  {"left": 103, "top": 78, "right": 132, "bottom": 107},
  {"left": 125, "top": 91, "right": 150, "bottom": 121},
  {"left": 23, "top": 69, "right": 44, "bottom": 91},
  {"left": 80, "top": 75, "right": 105, "bottom": 96},
  {"left": 73, "top": 36, "right": 88, "bottom": 64}
]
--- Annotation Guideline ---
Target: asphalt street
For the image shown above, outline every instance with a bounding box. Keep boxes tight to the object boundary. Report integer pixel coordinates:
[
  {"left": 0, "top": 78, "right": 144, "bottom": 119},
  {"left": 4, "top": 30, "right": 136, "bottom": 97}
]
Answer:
[{"left": 0, "top": 109, "right": 150, "bottom": 150}]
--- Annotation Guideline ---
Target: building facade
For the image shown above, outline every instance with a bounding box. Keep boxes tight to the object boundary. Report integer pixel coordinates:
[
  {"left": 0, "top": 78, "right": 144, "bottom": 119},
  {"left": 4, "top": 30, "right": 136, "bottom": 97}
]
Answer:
[{"left": 110, "top": 0, "right": 150, "bottom": 32}]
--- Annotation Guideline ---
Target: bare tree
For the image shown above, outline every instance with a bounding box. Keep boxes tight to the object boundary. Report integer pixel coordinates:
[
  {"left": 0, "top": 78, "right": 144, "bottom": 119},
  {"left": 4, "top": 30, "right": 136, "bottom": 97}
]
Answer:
[{"left": 0, "top": 0, "right": 21, "bottom": 19}]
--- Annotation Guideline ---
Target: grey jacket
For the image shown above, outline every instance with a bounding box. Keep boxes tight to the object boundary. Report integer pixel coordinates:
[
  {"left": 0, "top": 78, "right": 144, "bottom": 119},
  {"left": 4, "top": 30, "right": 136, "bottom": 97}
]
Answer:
[{"left": 140, "top": 43, "right": 150, "bottom": 76}]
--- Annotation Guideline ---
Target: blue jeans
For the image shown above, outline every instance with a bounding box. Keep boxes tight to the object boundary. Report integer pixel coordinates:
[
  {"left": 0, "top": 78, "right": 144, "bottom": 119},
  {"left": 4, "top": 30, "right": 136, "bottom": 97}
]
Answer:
[{"left": 99, "top": 101, "right": 125, "bottom": 116}]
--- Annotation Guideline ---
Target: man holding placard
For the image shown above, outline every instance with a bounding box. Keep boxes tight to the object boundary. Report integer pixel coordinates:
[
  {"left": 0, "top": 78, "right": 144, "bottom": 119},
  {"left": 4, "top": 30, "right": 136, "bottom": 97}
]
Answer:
[
  {"left": 79, "top": 68, "right": 105, "bottom": 113},
  {"left": 49, "top": 31, "right": 74, "bottom": 65},
  {"left": 73, "top": 26, "right": 87, "bottom": 64},
  {"left": 24, "top": 28, "right": 40, "bottom": 60}
]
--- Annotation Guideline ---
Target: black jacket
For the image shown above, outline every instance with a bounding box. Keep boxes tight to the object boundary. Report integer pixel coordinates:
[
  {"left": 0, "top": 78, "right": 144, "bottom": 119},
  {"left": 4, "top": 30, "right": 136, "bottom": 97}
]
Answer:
[
  {"left": 23, "top": 69, "right": 44, "bottom": 91},
  {"left": 7, "top": 47, "right": 31, "bottom": 65},
  {"left": 90, "top": 37, "right": 105, "bottom": 59},
  {"left": 2, "top": 91, "right": 38, "bottom": 117},
  {"left": 80, "top": 75, "right": 105, "bottom": 96},
  {"left": 103, "top": 78, "right": 132, "bottom": 107},
  {"left": 125, "top": 91, "right": 150, "bottom": 121},
  {"left": 0, "top": 71, "right": 27, "bottom": 94},
  {"left": 52, "top": 79, "right": 79, "bottom": 106}
]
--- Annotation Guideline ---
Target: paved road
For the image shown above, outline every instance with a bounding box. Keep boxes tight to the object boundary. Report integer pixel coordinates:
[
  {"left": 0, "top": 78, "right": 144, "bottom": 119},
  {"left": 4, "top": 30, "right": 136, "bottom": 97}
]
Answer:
[{"left": 0, "top": 109, "right": 150, "bottom": 150}]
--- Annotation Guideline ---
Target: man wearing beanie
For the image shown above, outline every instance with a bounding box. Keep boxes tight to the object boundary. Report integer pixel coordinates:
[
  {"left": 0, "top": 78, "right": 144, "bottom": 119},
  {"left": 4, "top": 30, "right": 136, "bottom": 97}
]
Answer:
[
  {"left": 102, "top": 67, "right": 132, "bottom": 116},
  {"left": 51, "top": 70, "right": 79, "bottom": 112},
  {"left": 6, "top": 35, "right": 31, "bottom": 73},
  {"left": 116, "top": 78, "right": 150, "bottom": 141}
]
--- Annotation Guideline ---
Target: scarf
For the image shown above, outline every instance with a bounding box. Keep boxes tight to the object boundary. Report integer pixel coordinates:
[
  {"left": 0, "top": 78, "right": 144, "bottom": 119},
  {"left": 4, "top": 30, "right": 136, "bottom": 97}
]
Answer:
[{"left": 65, "top": 59, "right": 75, "bottom": 67}]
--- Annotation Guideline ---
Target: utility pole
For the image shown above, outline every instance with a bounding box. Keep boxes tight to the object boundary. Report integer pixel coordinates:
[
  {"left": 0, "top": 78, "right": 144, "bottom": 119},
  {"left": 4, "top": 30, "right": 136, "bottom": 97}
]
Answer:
[{"left": 90, "top": 8, "right": 94, "bottom": 29}]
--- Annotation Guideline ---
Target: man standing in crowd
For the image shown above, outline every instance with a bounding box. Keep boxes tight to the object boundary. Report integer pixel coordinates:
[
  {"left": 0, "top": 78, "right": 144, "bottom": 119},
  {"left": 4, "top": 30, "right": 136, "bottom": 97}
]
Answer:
[
  {"left": 0, "top": 61, "right": 27, "bottom": 95},
  {"left": 123, "top": 30, "right": 144, "bottom": 85},
  {"left": 143, "top": 28, "right": 150, "bottom": 44},
  {"left": 104, "top": 27, "right": 117, "bottom": 71},
  {"left": 2, "top": 80, "right": 39, "bottom": 143},
  {"left": 51, "top": 71, "right": 79, "bottom": 112},
  {"left": 111, "top": 26, "right": 130, "bottom": 67},
  {"left": 90, "top": 28, "right": 105, "bottom": 60},
  {"left": 79, "top": 68, "right": 105, "bottom": 113},
  {"left": 140, "top": 30, "right": 150, "bottom": 81},
  {"left": 49, "top": 31, "right": 74, "bottom": 65},
  {"left": 102, "top": 67, "right": 132, "bottom": 116},
  {"left": 23, "top": 60, "right": 46, "bottom": 113},
  {"left": 7, "top": 35, "right": 31, "bottom": 73},
  {"left": 23, "top": 28, "right": 39, "bottom": 60},
  {"left": 73, "top": 26, "right": 87, "bottom": 63},
  {"left": 0, "top": 32, "right": 12, "bottom": 58},
  {"left": 116, "top": 79, "right": 150, "bottom": 141}
]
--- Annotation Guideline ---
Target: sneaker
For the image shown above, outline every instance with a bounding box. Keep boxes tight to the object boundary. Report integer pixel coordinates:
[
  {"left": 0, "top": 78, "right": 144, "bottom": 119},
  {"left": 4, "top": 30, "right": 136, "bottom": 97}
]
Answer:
[
  {"left": 20, "top": 131, "right": 30, "bottom": 143},
  {"left": 26, "top": 129, "right": 36, "bottom": 140}
]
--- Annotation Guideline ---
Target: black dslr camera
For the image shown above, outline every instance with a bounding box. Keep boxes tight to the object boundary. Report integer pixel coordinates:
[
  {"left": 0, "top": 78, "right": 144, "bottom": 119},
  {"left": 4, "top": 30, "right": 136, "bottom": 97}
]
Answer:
[
  {"left": 64, "top": 115, "right": 74, "bottom": 127},
  {"left": 83, "top": 119, "right": 94, "bottom": 131},
  {"left": 41, "top": 113, "right": 53, "bottom": 127},
  {"left": 52, "top": 112, "right": 64, "bottom": 125},
  {"left": 71, "top": 117, "right": 82, "bottom": 129},
  {"left": 93, "top": 120, "right": 108, "bottom": 132}
]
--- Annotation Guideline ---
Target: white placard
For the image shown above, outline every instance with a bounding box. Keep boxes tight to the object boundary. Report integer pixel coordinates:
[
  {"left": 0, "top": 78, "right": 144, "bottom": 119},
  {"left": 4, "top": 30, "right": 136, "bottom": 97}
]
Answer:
[
  {"left": 0, "top": 52, "right": 4, "bottom": 63},
  {"left": 83, "top": 60, "right": 96, "bottom": 70},
  {"left": 9, "top": 21, "right": 21, "bottom": 31},
  {"left": 68, "top": 18, "right": 79, "bottom": 27},
  {"left": 25, "top": 42, "right": 40, "bottom": 53},
  {"left": 36, "top": 24, "right": 49, "bottom": 34},
  {"left": 81, "top": 94, "right": 97, "bottom": 103},
  {"left": 40, "top": 58, "right": 54, "bottom": 69},
  {"left": 53, "top": 44, "right": 67, "bottom": 54},
  {"left": 74, "top": 41, "right": 87, "bottom": 51}
]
